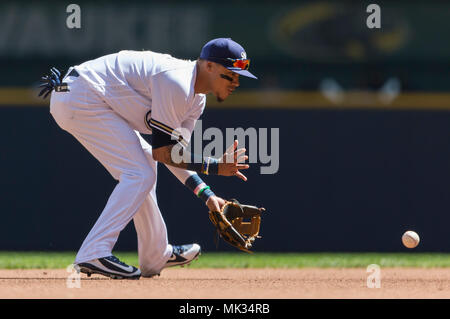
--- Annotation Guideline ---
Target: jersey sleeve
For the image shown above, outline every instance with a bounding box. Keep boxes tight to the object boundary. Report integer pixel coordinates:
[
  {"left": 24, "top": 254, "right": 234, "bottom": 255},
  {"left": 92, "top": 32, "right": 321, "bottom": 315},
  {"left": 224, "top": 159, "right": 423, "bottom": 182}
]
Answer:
[
  {"left": 179, "top": 98, "right": 205, "bottom": 145},
  {"left": 149, "top": 72, "right": 191, "bottom": 149}
]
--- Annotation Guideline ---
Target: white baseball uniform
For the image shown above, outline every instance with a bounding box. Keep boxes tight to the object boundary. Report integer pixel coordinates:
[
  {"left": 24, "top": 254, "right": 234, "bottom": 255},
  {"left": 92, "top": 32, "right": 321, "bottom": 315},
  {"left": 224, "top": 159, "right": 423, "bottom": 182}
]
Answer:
[{"left": 49, "top": 50, "right": 206, "bottom": 276}]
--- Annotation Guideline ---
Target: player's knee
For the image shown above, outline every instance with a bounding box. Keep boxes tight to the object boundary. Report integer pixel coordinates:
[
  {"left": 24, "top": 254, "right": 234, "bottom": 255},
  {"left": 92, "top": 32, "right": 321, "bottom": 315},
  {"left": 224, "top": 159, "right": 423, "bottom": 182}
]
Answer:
[{"left": 121, "top": 169, "right": 156, "bottom": 192}]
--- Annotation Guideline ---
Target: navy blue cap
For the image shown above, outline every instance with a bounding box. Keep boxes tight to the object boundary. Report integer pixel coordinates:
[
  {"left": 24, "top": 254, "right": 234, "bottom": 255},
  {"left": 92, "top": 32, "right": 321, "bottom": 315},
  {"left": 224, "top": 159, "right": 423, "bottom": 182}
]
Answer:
[{"left": 200, "top": 38, "right": 257, "bottom": 79}]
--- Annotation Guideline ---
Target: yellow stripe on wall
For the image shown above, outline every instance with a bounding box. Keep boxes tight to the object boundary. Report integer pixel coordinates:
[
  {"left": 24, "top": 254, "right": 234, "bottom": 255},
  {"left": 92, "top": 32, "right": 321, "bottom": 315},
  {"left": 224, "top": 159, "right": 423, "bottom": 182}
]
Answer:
[
  {"left": 0, "top": 88, "right": 49, "bottom": 106},
  {"left": 1, "top": 88, "right": 450, "bottom": 110},
  {"left": 207, "top": 90, "right": 450, "bottom": 110}
]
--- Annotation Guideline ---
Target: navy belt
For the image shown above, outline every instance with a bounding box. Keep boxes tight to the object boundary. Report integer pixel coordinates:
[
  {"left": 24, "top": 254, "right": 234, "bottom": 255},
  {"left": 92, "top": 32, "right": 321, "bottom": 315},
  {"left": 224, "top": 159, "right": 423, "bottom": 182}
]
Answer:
[
  {"left": 55, "top": 69, "right": 79, "bottom": 92},
  {"left": 67, "top": 69, "right": 79, "bottom": 77}
]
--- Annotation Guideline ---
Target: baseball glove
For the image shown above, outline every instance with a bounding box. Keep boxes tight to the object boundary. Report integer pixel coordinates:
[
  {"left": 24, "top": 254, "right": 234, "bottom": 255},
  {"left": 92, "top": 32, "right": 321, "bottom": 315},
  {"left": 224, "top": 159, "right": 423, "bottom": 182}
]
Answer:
[{"left": 208, "top": 199, "right": 265, "bottom": 253}]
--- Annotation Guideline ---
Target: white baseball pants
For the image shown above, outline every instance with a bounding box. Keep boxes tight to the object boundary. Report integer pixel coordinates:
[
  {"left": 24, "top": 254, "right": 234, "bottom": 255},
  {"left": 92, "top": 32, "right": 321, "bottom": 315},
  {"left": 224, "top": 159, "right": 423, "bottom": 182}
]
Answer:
[{"left": 49, "top": 75, "right": 175, "bottom": 276}]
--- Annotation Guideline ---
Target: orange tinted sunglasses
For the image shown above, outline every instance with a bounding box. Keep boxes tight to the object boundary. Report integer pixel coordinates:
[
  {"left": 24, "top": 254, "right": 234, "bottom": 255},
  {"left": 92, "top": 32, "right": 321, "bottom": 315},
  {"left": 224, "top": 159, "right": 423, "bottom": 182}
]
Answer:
[{"left": 228, "top": 58, "right": 250, "bottom": 70}]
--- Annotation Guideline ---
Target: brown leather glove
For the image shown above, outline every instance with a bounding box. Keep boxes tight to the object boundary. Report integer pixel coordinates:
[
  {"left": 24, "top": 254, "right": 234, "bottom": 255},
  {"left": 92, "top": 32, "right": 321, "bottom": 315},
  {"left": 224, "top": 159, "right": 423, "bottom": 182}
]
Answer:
[{"left": 208, "top": 199, "right": 265, "bottom": 253}]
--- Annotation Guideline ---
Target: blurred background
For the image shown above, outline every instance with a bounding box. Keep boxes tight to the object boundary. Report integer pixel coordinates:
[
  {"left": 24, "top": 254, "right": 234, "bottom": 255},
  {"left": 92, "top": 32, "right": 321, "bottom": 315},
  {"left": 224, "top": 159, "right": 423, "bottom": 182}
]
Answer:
[{"left": 1, "top": 0, "right": 449, "bottom": 253}]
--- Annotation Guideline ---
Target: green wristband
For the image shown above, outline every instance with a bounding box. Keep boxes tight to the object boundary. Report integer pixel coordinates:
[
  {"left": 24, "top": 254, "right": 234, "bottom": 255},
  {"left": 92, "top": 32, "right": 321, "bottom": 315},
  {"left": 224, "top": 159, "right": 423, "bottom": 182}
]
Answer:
[{"left": 197, "top": 186, "right": 211, "bottom": 197}]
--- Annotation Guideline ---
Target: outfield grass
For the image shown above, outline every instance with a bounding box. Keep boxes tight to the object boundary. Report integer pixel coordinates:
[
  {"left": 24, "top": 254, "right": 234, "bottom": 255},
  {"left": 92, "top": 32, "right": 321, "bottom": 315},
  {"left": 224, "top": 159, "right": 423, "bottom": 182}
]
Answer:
[{"left": 1, "top": 252, "right": 450, "bottom": 269}]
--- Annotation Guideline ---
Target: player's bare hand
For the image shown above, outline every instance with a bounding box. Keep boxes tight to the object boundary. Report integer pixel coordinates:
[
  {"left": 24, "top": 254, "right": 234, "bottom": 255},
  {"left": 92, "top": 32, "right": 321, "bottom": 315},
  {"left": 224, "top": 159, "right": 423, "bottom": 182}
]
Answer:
[
  {"left": 206, "top": 195, "right": 227, "bottom": 212},
  {"left": 218, "top": 140, "right": 249, "bottom": 181}
]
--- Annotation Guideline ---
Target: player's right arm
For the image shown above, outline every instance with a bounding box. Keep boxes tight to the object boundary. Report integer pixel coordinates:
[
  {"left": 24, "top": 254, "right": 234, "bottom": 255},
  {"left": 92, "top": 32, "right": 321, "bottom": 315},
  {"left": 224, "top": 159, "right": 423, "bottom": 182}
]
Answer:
[{"left": 152, "top": 139, "right": 249, "bottom": 181}]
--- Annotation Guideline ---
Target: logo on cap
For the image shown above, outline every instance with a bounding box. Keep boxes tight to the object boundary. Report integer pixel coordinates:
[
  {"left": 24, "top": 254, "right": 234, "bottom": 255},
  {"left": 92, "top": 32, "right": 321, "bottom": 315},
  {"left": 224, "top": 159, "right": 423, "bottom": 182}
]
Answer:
[{"left": 199, "top": 38, "right": 258, "bottom": 79}]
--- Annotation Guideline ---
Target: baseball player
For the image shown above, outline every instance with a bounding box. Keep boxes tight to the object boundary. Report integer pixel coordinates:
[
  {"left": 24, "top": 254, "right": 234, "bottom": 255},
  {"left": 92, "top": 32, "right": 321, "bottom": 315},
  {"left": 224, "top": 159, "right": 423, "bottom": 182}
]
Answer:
[{"left": 39, "top": 38, "right": 257, "bottom": 279}]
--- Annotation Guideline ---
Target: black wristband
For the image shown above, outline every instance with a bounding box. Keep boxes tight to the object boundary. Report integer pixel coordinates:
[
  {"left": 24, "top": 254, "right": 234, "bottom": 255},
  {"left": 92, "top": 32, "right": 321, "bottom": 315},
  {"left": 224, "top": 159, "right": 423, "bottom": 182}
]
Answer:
[
  {"left": 185, "top": 174, "right": 215, "bottom": 203},
  {"left": 199, "top": 187, "right": 215, "bottom": 202},
  {"left": 207, "top": 157, "right": 219, "bottom": 175},
  {"left": 186, "top": 156, "right": 219, "bottom": 175}
]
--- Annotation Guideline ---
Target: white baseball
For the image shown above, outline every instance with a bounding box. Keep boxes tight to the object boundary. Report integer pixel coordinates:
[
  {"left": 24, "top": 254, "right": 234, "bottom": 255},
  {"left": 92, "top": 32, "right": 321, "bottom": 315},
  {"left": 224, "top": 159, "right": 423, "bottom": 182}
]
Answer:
[{"left": 402, "top": 231, "right": 420, "bottom": 248}]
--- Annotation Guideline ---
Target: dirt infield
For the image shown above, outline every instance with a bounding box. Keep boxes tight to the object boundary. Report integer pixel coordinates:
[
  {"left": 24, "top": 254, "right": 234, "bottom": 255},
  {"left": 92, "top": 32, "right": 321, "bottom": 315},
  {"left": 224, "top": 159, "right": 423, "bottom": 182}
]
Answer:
[{"left": 0, "top": 268, "right": 449, "bottom": 299}]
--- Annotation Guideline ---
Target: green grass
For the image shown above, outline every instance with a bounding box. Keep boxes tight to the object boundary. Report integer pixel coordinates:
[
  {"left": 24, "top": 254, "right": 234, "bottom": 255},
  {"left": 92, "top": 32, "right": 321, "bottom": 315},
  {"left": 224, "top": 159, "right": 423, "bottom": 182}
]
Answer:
[
  {"left": 189, "top": 253, "right": 450, "bottom": 268},
  {"left": 1, "top": 252, "right": 450, "bottom": 269}
]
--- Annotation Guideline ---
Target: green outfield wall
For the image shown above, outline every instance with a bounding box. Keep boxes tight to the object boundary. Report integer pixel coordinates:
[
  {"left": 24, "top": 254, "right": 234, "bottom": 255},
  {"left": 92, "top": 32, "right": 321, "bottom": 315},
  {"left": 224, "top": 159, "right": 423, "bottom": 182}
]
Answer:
[{"left": 1, "top": 106, "right": 449, "bottom": 252}]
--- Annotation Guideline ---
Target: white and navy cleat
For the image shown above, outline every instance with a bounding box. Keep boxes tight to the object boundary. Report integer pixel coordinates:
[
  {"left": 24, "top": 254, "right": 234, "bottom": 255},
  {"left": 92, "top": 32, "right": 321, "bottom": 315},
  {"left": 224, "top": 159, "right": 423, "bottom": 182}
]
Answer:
[
  {"left": 77, "top": 255, "right": 141, "bottom": 280},
  {"left": 165, "top": 244, "right": 201, "bottom": 268}
]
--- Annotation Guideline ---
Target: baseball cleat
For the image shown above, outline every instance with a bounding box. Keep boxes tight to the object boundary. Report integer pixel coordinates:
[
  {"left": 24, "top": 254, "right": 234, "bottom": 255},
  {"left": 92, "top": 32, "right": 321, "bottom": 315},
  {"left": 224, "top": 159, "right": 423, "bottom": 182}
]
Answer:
[
  {"left": 165, "top": 243, "right": 201, "bottom": 268},
  {"left": 76, "top": 255, "right": 141, "bottom": 280}
]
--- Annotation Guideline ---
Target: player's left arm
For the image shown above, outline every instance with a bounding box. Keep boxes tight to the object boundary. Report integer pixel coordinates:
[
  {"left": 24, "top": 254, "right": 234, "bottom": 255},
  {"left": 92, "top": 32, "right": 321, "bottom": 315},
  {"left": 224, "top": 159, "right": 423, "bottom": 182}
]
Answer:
[
  {"left": 166, "top": 166, "right": 225, "bottom": 212},
  {"left": 162, "top": 118, "right": 227, "bottom": 211}
]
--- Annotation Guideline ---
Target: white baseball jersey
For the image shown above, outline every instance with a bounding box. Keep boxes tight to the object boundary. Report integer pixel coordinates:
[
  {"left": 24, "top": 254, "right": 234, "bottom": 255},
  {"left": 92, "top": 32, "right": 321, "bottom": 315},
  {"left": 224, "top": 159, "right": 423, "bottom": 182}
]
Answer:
[
  {"left": 49, "top": 50, "right": 206, "bottom": 276},
  {"left": 73, "top": 50, "right": 206, "bottom": 143}
]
